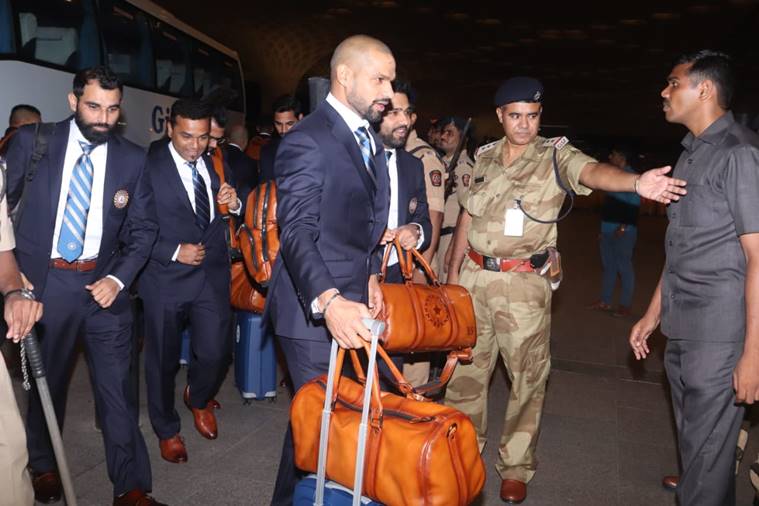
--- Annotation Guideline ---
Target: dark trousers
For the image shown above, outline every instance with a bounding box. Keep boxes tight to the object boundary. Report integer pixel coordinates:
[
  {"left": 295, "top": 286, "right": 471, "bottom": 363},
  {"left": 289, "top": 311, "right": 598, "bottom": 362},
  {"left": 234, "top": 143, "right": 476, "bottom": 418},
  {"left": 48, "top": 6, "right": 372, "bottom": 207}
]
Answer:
[
  {"left": 27, "top": 268, "right": 151, "bottom": 496},
  {"left": 665, "top": 339, "right": 744, "bottom": 506},
  {"left": 144, "top": 278, "right": 232, "bottom": 439},
  {"left": 271, "top": 336, "right": 331, "bottom": 506},
  {"left": 599, "top": 228, "right": 636, "bottom": 307}
]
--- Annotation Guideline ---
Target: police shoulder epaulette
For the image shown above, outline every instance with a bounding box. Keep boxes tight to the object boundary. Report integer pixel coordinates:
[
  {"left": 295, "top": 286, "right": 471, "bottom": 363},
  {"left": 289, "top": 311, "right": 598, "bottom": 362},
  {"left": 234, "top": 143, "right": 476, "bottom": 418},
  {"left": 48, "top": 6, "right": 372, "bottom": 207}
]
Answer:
[
  {"left": 542, "top": 136, "right": 569, "bottom": 150},
  {"left": 475, "top": 140, "right": 498, "bottom": 161}
]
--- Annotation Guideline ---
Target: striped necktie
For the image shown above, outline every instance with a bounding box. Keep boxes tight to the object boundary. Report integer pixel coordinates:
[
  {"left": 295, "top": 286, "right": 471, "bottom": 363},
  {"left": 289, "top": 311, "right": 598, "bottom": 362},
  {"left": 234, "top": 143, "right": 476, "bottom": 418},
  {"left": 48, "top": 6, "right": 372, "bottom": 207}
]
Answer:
[
  {"left": 188, "top": 160, "right": 210, "bottom": 229},
  {"left": 354, "top": 126, "right": 376, "bottom": 178},
  {"left": 57, "top": 141, "right": 95, "bottom": 262}
]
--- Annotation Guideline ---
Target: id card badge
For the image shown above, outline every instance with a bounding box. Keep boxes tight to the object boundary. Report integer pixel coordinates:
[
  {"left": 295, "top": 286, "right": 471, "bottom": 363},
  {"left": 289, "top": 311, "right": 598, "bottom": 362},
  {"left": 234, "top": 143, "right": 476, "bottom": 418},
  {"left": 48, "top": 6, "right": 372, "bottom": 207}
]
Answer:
[{"left": 504, "top": 202, "right": 524, "bottom": 237}]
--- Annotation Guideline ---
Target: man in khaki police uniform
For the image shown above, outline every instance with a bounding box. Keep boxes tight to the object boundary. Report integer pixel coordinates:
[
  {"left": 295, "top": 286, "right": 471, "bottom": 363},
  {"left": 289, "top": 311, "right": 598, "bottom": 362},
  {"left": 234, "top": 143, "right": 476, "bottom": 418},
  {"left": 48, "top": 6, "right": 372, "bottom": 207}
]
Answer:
[
  {"left": 0, "top": 163, "right": 44, "bottom": 506},
  {"left": 445, "top": 77, "right": 687, "bottom": 504},
  {"left": 436, "top": 116, "right": 474, "bottom": 283}
]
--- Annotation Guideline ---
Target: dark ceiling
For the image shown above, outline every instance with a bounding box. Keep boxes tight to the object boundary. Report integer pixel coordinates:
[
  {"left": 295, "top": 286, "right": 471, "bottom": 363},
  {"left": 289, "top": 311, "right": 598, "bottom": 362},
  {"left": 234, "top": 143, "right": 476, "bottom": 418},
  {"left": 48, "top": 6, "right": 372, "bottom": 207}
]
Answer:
[{"left": 154, "top": 0, "right": 759, "bottom": 152}]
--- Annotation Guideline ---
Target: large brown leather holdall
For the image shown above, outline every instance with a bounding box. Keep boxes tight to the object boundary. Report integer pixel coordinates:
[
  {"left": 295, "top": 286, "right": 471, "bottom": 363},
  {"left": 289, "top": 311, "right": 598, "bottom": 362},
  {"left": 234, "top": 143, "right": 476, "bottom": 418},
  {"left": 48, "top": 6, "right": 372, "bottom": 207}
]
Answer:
[
  {"left": 291, "top": 338, "right": 486, "bottom": 505},
  {"left": 209, "top": 148, "right": 265, "bottom": 313},
  {"left": 377, "top": 240, "right": 476, "bottom": 354},
  {"left": 238, "top": 180, "right": 279, "bottom": 286}
]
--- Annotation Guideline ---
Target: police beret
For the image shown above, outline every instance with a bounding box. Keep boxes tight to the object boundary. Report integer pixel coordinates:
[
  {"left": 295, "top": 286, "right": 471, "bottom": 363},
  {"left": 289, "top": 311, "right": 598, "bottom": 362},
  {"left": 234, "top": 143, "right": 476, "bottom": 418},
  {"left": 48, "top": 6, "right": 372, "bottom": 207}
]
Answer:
[{"left": 494, "top": 77, "right": 544, "bottom": 107}]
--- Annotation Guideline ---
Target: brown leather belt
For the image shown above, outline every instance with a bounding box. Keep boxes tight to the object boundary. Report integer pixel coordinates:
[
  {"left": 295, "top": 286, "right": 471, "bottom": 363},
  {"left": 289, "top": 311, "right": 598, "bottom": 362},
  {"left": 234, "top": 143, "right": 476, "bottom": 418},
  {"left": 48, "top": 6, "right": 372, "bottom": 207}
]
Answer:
[
  {"left": 468, "top": 250, "right": 535, "bottom": 273},
  {"left": 50, "top": 258, "right": 98, "bottom": 272}
]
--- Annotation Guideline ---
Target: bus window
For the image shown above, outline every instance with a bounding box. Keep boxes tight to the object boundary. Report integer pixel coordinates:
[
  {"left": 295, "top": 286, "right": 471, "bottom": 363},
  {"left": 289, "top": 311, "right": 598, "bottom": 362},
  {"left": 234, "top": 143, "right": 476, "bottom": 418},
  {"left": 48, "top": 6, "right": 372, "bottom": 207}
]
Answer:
[
  {"left": 0, "top": 0, "right": 14, "bottom": 53},
  {"left": 151, "top": 19, "right": 192, "bottom": 97},
  {"left": 14, "top": 0, "right": 101, "bottom": 70},
  {"left": 99, "top": 0, "right": 154, "bottom": 88},
  {"left": 192, "top": 43, "right": 244, "bottom": 112}
]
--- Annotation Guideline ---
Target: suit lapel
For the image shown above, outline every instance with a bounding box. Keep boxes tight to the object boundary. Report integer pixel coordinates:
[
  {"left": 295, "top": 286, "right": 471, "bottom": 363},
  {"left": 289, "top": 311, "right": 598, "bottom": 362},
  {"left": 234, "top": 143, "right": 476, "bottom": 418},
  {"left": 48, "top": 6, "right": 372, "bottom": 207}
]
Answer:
[
  {"left": 324, "top": 103, "right": 375, "bottom": 196},
  {"left": 162, "top": 145, "right": 195, "bottom": 216},
  {"left": 203, "top": 154, "right": 221, "bottom": 218},
  {"left": 101, "top": 136, "right": 121, "bottom": 227},
  {"left": 395, "top": 151, "right": 410, "bottom": 225},
  {"left": 47, "top": 121, "right": 70, "bottom": 225}
]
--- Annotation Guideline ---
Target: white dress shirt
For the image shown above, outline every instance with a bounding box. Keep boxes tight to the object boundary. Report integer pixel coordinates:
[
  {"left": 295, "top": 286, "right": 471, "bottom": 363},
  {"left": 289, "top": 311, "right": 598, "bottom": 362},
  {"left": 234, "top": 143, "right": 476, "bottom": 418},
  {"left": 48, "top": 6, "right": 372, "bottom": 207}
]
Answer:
[
  {"left": 51, "top": 119, "right": 107, "bottom": 261},
  {"left": 385, "top": 148, "right": 424, "bottom": 267},
  {"left": 169, "top": 142, "right": 215, "bottom": 221},
  {"left": 51, "top": 119, "right": 124, "bottom": 288},
  {"left": 167, "top": 143, "right": 241, "bottom": 261},
  {"left": 326, "top": 93, "right": 376, "bottom": 155}
]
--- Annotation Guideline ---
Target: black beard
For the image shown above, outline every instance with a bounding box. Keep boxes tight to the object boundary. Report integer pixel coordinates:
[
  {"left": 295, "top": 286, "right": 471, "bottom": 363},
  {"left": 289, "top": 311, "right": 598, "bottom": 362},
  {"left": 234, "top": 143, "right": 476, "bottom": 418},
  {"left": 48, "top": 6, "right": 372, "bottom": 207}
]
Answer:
[
  {"left": 364, "top": 106, "right": 384, "bottom": 123},
  {"left": 381, "top": 128, "right": 408, "bottom": 149},
  {"left": 75, "top": 111, "right": 114, "bottom": 145}
]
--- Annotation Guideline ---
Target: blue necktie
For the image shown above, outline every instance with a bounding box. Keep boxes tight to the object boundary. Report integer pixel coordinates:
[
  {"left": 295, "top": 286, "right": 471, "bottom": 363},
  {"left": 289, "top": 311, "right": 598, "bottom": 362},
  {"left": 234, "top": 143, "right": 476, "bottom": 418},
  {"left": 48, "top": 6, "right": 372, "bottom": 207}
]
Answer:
[
  {"left": 355, "top": 126, "right": 376, "bottom": 178},
  {"left": 57, "top": 141, "right": 95, "bottom": 262},
  {"left": 189, "top": 160, "right": 210, "bottom": 229},
  {"left": 386, "top": 150, "right": 392, "bottom": 163}
]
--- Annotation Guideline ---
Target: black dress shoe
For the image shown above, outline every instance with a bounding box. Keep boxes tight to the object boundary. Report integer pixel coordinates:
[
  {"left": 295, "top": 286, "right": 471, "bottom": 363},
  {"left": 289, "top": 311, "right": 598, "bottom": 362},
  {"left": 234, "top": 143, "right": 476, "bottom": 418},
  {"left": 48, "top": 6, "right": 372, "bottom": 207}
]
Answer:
[{"left": 32, "top": 471, "right": 62, "bottom": 504}]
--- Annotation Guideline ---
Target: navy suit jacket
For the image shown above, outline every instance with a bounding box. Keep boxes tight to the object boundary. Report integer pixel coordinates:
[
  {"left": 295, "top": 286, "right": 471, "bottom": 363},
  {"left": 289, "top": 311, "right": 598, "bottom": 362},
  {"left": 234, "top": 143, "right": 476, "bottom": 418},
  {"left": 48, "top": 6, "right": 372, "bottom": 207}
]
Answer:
[
  {"left": 259, "top": 137, "right": 279, "bottom": 183},
  {"left": 268, "top": 100, "right": 390, "bottom": 341},
  {"left": 394, "top": 148, "right": 432, "bottom": 250},
  {"left": 5, "top": 119, "right": 158, "bottom": 300},
  {"left": 383, "top": 149, "right": 432, "bottom": 283},
  {"left": 137, "top": 143, "right": 232, "bottom": 307},
  {"left": 224, "top": 144, "right": 257, "bottom": 208}
]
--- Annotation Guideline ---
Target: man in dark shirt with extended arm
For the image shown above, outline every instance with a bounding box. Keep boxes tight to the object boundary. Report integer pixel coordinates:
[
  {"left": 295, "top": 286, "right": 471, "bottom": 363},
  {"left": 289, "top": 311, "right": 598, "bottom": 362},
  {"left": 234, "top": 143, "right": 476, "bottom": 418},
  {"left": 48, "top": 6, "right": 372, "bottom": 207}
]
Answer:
[{"left": 630, "top": 50, "right": 759, "bottom": 506}]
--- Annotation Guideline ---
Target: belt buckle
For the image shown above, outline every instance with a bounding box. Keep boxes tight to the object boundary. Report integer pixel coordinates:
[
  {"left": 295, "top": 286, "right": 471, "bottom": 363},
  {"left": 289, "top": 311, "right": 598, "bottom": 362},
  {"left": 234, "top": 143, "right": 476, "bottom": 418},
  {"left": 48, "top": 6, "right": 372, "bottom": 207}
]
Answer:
[{"left": 483, "top": 256, "right": 500, "bottom": 272}]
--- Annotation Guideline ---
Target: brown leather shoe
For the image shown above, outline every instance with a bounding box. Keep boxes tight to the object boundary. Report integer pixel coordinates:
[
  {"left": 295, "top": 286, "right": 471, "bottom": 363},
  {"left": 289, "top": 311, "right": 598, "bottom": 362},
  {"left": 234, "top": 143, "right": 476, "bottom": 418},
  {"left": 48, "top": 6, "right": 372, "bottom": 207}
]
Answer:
[
  {"left": 662, "top": 475, "right": 679, "bottom": 490},
  {"left": 159, "top": 434, "right": 188, "bottom": 463},
  {"left": 113, "top": 489, "right": 167, "bottom": 506},
  {"left": 184, "top": 385, "right": 219, "bottom": 439},
  {"left": 500, "top": 479, "right": 526, "bottom": 504},
  {"left": 32, "top": 471, "right": 62, "bottom": 504},
  {"left": 586, "top": 300, "right": 613, "bottom": 312},
  {"left": 612, "top": 305, "right": 632, "bottom": 317},
  {"left": 183, "top": 385, "right": 221, "bottom": 410}
]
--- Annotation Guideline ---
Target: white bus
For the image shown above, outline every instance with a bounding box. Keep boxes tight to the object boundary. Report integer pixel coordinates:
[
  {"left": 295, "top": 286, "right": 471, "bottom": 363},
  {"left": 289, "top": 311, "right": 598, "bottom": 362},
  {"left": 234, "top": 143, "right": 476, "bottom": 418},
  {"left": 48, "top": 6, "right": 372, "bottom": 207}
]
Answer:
[{"left": 0, "top": 0, "right": 245, "bottom": 147}]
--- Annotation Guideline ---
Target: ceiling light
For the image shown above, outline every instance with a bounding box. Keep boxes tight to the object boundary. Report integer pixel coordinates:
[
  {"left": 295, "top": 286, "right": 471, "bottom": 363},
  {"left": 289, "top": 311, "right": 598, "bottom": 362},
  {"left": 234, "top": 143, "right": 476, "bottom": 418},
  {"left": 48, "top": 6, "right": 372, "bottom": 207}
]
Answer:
[
  {"left": 476, "top": 18, "right": 502, "bottom": 26},
  {"left": 652, "top": 12, "right": 680, "bottom": 20}
]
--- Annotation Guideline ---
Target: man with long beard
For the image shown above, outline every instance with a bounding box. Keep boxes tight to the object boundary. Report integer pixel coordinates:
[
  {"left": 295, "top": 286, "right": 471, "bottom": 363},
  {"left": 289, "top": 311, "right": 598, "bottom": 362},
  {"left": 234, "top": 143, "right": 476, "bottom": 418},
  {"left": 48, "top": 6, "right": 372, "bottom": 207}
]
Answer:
[{"left": 5, "top": 66, "right": 162, "bottom": 506}]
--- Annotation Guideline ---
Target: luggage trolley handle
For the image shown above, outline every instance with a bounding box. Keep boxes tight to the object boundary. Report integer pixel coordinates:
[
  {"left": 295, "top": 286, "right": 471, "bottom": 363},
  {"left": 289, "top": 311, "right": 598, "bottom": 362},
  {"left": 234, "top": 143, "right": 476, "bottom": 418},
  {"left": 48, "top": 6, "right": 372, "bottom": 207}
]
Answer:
[{"left": 315, "top": 318, "right": 385, "bottom": 506}]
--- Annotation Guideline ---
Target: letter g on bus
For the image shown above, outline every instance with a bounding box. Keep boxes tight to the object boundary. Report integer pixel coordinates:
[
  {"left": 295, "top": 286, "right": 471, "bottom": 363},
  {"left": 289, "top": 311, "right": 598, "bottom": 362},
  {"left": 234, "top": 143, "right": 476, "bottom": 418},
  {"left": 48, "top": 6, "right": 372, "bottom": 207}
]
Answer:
[{"left": 152, "top": 105, "right": 169, "bottom": 134}]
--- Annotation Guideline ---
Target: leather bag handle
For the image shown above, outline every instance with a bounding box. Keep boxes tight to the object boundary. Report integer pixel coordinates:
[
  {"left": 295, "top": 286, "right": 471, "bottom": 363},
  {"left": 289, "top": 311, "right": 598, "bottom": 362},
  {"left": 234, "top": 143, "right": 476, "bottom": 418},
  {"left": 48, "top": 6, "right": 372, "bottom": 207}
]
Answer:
[
  {"left": 210, "top": 148, "right": 229, "bottom": 216},
  {"left": 380, "top": 238, "right": 442, "bottom": 285}
]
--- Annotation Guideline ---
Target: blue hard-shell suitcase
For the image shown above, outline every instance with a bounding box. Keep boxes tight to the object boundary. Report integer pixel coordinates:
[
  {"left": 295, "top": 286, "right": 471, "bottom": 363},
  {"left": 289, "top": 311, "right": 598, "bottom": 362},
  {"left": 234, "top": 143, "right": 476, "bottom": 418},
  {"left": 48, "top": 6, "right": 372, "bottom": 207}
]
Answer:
[
  {"left": 234, "top": 311, "right": 277, "bottom": 402},
  {"left": 293, "top": 475, "right": 381, "bottom": 505}
]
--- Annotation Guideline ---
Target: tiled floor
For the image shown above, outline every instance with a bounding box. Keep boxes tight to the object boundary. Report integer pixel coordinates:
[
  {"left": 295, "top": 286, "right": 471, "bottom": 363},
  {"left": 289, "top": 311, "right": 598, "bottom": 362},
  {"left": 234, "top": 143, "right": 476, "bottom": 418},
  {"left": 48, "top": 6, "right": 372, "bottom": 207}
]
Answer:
[{"left": 7, "top": 210, "right": 759, "bottom": 505}]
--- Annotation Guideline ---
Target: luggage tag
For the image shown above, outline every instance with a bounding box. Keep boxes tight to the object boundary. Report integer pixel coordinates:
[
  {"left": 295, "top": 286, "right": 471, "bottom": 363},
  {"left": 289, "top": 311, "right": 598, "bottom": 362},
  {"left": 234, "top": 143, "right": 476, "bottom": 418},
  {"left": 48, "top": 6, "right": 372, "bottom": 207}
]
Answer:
[{"left": 504, "top": 201, "right": 524, "bottom": 237}]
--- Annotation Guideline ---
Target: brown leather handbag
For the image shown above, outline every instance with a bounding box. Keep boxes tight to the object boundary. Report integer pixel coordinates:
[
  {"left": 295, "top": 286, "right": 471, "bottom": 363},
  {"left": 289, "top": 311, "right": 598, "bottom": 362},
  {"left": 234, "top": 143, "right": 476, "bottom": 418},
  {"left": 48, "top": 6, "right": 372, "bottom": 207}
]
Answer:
[
  {"left": 378, "top": 239, "right": 476, "bottom": 353},
  {"left": 291, "top": 340, "right": 486, "bottom": 506},
  {"left": 238, "top": 180, "right": 279, "bottom": 286},
  {"left": 229, "top": 261, "right": 265, "bottom": 313},
  {"left": 209, "top": 148, "right": 264, "bottom": 313}
]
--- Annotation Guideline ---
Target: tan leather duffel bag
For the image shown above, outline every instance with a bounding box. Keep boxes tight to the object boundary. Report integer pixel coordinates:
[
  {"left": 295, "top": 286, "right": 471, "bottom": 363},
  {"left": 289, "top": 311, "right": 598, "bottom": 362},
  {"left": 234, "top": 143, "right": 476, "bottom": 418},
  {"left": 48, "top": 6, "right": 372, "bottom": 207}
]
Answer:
[
  {"left": 238, "top": 180, "right": 278, "bottom": 286},
  {"left": 378, "top": 239, "right": 476, "bottom": 353},
  {"left": 291, "top": 341, "right": 486, "bottom": 505}
]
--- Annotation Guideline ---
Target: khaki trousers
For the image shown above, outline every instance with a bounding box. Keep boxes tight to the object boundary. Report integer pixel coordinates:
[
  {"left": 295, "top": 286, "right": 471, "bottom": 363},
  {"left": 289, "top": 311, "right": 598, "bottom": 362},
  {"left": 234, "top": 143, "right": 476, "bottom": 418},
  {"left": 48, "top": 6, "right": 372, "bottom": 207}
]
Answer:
[
  {"left": 0, "top": 352, "right": 33, "bottom": 506},
  {"left": 445, "top": 256, "right": 552, "bottom": 483}
]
